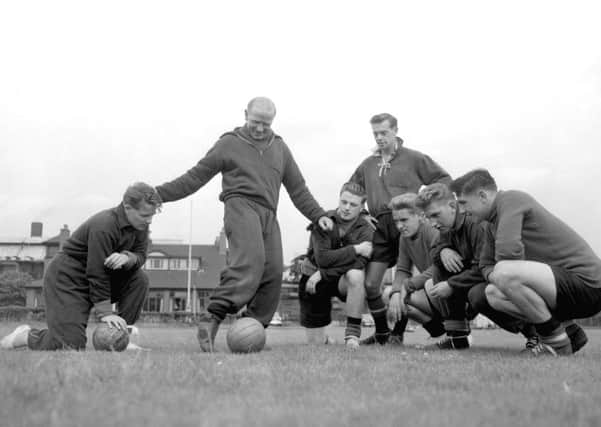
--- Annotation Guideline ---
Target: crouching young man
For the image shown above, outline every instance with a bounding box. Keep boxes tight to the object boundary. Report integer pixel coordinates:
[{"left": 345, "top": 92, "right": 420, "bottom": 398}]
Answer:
[
  {"left": 386, "top": 193, "right": 446, "bottom": 343},
  {"left": 298, "top": 182, "right": 374, "bottom": 349},
  {"left": 1, "top": 183, "right": 161, "bottom": 351},
  {"left": 452, "top": 169, "right": 595, "bottom": 356}
]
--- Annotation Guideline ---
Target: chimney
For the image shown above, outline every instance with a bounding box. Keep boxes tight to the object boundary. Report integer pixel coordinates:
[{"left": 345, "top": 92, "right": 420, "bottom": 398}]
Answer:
[
  {"left": 30, "top": 222, "right": 43, "bottom": 238},
  {"left": 218, "top": 228, "right": 228, "bottom": 255},
  {"left": 59, "top": 225, "right": 70, "bottom": 250}
]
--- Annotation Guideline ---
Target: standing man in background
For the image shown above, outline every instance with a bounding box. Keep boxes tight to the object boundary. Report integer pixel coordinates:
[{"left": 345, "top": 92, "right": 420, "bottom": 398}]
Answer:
[
  {"left": 349, "top": 113, "right": 451, "bottom": 344},
  {"left": 155, "top": 97, "right": 333, "bottom": 352}
]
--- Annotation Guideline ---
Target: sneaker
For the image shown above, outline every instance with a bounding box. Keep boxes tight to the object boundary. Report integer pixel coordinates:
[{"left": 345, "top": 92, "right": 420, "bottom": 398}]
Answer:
[
  {"left": 345, "top": 336, "right": 360, "bottom": 350},
  {"left": 359, "top": 332, "right": 390, "bottom": 345},
  {"left": 197, "top": 323, "right": 215, "bottom": 353},
  {"left": 125, "top": 342, "right": 149, "bottom": 351},
  {"left": 428, "top": 335, "right": 471, "bottom": 350},
  {"left": 566, "top": 324, "right": 588, "bottom": 354},
  {"left": 388, "top": 334, "right": 404, "bottom": 346},
  {"left": 520, "top": 335, "right": 539, "bottom": 353},
  {"left": 523, "top": 342, "right": 558, "bottom": 357},
  {"left": 0, "top": 325, "right": 31, "bottom": 349}
]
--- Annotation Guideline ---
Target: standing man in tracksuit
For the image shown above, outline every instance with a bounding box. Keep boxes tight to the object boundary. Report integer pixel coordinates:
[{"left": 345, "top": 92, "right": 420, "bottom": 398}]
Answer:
[
  {"left": 1, "top": 183, "right": 160, "bottom": 351},
  {"left": 154, "top": 97, "right": 333, "bottom": 352},
  {"left": 349, "top": 113, "right": 451, "bottom": 344}
]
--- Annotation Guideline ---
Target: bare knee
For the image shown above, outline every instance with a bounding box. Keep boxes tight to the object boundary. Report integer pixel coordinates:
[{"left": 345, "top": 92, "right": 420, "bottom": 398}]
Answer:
[
  {"left": 491, "top": 261, "right": 522, "bottom": 292},
  {"left": 345, "top": 269, "right": 365, "bottom": 288}
]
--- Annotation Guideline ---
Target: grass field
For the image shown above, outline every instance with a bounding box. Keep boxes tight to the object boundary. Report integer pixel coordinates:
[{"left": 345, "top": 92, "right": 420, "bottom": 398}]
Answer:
[{"left": 2, "top": 322, "right": 601, "bottom": 427}]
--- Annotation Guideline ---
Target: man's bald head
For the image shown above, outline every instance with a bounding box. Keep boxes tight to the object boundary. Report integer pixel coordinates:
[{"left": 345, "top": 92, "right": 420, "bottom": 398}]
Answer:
[
  {"left": 247, "top": 97, "right": 277, "bottom": 117},
  {"left": 245, "top": 97, "right": 277, "bottom": 141}
]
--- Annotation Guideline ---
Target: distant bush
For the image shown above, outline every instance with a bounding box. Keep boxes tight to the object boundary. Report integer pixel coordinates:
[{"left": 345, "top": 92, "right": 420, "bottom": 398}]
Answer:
[{"left": 0, "top": 271, "right": 32, "bottom": 307}]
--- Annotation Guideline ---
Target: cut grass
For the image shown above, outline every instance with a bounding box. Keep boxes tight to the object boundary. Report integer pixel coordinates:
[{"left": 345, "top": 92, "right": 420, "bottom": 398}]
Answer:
[{"left": 1, "top": 322, "right": 601, "bottom": 427}]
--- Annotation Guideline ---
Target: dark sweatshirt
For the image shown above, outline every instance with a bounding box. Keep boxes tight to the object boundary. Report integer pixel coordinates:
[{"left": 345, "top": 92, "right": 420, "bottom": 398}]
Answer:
[
  {"left": 156, "top": 126, "right": 326, "bottom": 223},
  {"left": 479, "top": 190, "right": 601, "bottom": 288},
  {"left": 392, "top": 222, "right": 439, "bottom": 293},
  {"left": 306, "top": 210, "right": 374, "bottom": 282},
  {"left": 432, "top": 211, "right": 486, "bottom": 289},
  {"left": 61, "top": 204, "right": 148, "bottom": 315},
  {"left": 349, "top": 138, "right": 451, "bottom": 216}
]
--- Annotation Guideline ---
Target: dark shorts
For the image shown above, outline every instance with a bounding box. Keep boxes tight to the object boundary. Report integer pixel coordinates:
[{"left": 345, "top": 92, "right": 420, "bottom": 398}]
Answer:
[
  {"left": 371, "top": 211, "right": 400, "bottom": 267},
  {"left": 298, "top": 274, "right": 346, "bottom": 328},
  {"left": 553, "top": 266, "right": 601, "bottom": 321}
]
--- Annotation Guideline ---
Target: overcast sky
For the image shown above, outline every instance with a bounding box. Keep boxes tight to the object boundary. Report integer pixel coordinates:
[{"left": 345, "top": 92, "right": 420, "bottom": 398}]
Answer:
[{"left": 1, "top": 1, "right": 600, "bottom": 262}]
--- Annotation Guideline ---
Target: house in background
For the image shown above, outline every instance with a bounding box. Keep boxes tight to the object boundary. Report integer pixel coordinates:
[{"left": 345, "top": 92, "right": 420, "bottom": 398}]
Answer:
[
  {"left": 1, "top": 222, "right": 228, "bottom": 313},
  {"left": 142, "top": 233, "right": 227, "bottom": 313}
]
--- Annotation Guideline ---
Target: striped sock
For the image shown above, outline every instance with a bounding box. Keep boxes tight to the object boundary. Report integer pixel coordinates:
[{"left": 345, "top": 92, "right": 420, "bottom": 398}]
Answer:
[
  {"left": 536, "top": 317, "right": 572, "bottom": 355},
  {"left": 345, "top": 317, "right": 362, "bottom": 340},
  {"left": 367, "top": 295, "right": 390, "bottom": 335}
]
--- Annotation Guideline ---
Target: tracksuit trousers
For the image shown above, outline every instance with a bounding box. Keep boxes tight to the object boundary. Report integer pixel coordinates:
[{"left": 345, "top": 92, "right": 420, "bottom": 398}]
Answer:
[
  {"left": 208, "top": 197, "right": 283, "bottom": 326},
  {"left": 28, "top": 253, "right": 148, "bottom": 351}
]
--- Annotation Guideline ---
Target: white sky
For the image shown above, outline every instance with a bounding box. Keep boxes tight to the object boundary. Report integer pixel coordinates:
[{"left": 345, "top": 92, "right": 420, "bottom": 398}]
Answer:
[{"left": 1, "top": 1, "right": 601, "bottom": 262}]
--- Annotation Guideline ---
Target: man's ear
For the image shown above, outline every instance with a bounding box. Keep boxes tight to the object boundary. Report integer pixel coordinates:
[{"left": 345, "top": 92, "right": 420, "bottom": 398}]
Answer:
[
  {"left": 477, "top": 189, "right": 488, "bottom": 203},
  {"left": 244, "top": 109, "right": 248, "bottom": 121},
  {"left": 449, "top": 199, "right": 457, "bottom": 210}
]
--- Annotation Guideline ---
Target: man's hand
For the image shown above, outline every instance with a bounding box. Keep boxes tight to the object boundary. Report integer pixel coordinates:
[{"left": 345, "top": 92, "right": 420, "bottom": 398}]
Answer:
[
  {"left": 363, "top": 215, "right": 378, "bottom": 230},
  {"left": 317, "top": 216, "right": 334, "bottom": 231},
  {"left": 353, "top": 241, "right": 373, "bottom": 258},
  {"left": 104, "top": 253, "right": 130, "bottom": 270},
  {"left": 388, "top": 291, "right": 407, "bottom": 323},
  {"left": 440, "top": 248, "right": 463, "bottom": 273},
  {"left": 305, "top": 271, "right": 322, "bottom": 295},
  {"left": 100, "top": 314, "right": 128, "bottom": 331},
  {"left": 429, "top": 281, "right": 454, "bottom": 299}
]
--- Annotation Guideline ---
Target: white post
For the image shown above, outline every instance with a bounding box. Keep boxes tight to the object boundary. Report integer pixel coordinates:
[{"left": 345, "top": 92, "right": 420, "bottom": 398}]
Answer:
[{"left": 186, "top": 199, "right": 193, "bottom": 312}]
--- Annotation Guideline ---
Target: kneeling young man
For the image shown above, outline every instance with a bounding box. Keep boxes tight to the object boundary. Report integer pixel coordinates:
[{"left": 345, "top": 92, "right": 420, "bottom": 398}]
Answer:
[
  {"left": 1, "top": 183, "right": 161, "bottom": 351},
  {"left": 386, "top": 193, "right": 446, "bottom": 342},
  {"left": 452, "top": 169, "right": 595, "bottom": 356},
  {"left": 299, "top": 182, "right": 373, "bottom": 349}
]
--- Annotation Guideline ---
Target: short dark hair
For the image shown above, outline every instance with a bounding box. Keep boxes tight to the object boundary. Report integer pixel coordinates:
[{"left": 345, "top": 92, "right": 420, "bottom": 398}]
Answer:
[
  {"left": 123, "top": 182, "right": 163, "bottom": 209},
  {"left": 389, "top": 193, "right": 419, "bottom": 213},
  {"left": 340, "top": 182, "right": 366, "bottom": 202},
  {"left": 370, "top": 113, "right": 397, "bottom": 130},
  {"left": 451, "top": 169, "right": 498, "bottom": 196},
  {"left": 416, "top": 183, "right": 454, "bottom": 210}
]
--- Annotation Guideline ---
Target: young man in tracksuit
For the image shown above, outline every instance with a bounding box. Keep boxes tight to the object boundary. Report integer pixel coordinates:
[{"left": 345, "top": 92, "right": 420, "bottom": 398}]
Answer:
[
  {"left": 452, "top": 169, "right": 594, "bottom": 356},
  {"left": 1, "top": 183, "right": 160, "bottom": 351},
  {"left": 349, "top": 113, "right": 451, "bottom": 344},
  {"left": 154, "top": 97, "right": 333, "bottom": 352},
  {"left": 416, "top": 183, "right": 538, "bottom": 349},
  {"left": 386, "top": 193, "right": 446, "bottom": 342},
  {"left": 299, "top": 182, "right": 374, "bottom": 350}
]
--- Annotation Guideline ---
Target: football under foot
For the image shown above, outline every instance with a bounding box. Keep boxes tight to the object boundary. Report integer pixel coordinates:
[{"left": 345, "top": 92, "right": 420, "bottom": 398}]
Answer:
[{"left": 0, "top": 324, "right": 31, "bottom": 349}]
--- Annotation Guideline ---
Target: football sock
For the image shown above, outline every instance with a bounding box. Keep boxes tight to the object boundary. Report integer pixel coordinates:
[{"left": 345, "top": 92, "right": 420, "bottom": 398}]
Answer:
[
  {"left": 345, "top": 317, "right": 362, "bottom": 339},
  {"left": 520, "top": 323, "right": 537, "bottom": 339},
  {"left": 367, "top": 295, "right": 389, "bottom": 335},
  {"left": 391, "top": 316, "right": 408, "bottom": 336},
  {"left": 535, "top": 317, "right": 571, "bottom": 355},
  {"left": 422, "top": 319, "right": 445, "bottom": 338}
]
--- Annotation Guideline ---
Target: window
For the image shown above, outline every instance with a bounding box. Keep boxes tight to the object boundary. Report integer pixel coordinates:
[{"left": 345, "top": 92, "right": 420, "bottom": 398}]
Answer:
[
  {"left": 145, "top": 258, "right": 168, "bottom": 270},
  {"left": 172, "top": 297, "right": 186, "bottom": 311},
  {"left": 143, "top": 294, "right": 162, "bottom": 312},
  {"left": 169, "top": 258, "right": 187, "bottom": 270}
]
